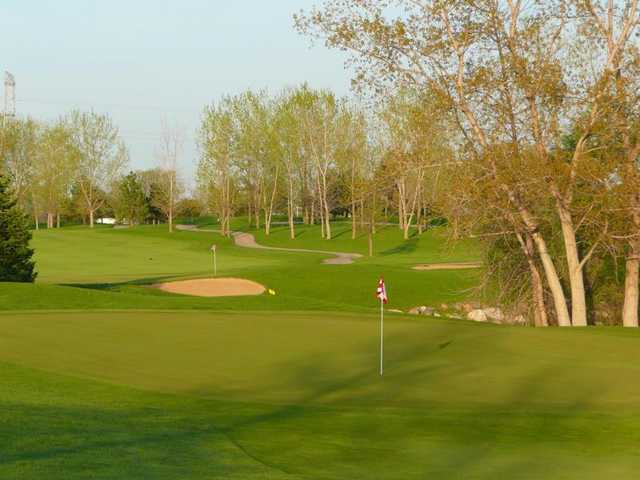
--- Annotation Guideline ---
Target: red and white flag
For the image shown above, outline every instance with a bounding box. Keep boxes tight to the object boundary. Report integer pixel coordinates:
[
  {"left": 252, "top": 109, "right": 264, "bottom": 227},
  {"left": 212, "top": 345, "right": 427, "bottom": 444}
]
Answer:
[{"left": 376, "top": 278, "right": 388, "bottom": 304}]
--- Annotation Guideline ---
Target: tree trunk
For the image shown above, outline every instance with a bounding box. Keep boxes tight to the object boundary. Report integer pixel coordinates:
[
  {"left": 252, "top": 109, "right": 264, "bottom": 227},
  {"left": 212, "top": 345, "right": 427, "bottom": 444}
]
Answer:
[
  {"left": 622, "top": 242, "right": 640, "bottom": 327},
  {"left": 264, "top": 164, "right": 279, "bottom": 236},
  {"left": 518, "top": 233, "right": 548, "bottom": 327},
  {"left": 168, "top": 173, "right": 174, "bottom": 233},
  {"left": 319, "top": 174, "right": 331, "bottom": 240},
  {"left": 89, "top": 209, "right": 95, "bottom": 228},
  {"left": 398, "top": 181, "right": 405, "bottom": 232},
  {"left": 530, "top": 260, "right": 549, "bottom": 327},
  {"left": 351, "top": 198, "right": 357, "bottom": 239},
  {"left": 254, "top": 199, "right": 260, "bottom": 230},
  {"left": 56, "top": 213, "right": 60, "bottom": 228},
  {"left": 531, "top": 230, "right": 571, "bottom": 326},
  {"left": 287, "top": 179, "right": 295, "bottom": 239},
  {"left": 557, "top": 204, "right": 588, "bottom": 326}
]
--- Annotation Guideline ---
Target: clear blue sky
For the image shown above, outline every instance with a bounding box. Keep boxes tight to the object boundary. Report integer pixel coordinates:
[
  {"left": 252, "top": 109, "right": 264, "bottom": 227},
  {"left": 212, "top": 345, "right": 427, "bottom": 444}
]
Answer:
[{"left": 0, "top": 0, "right": 350, "bottom": 187}]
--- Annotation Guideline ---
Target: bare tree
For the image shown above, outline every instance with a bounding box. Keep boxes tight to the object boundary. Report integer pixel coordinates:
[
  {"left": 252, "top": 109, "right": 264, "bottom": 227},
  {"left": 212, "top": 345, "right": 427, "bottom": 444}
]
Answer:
[{"left": 156, "top": 119, "right": 185, "bottom": 233}]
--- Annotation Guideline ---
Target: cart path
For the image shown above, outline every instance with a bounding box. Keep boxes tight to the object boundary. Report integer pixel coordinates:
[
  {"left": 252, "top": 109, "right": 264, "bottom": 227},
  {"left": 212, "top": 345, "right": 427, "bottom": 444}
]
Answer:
[
  {"left": 177, "top": 225, "right": 481, "bottom": 269},
  {"left": 231, "top": 232, "right": 363, "bottom": 264},
  {"left": 176, "top": 225, "right": 362, "bottom": 264}
]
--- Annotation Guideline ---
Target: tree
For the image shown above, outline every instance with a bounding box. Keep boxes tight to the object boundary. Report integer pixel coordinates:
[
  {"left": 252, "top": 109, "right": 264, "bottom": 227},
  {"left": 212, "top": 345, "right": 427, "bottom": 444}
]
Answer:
[
  {"left": 1, "top": 118, "right": 39, "bottom": 213},
  {"left": 176, "top": 197, "right": 204, "bottom": 221},
  {"left": 156, "top": 120, "right": 184, "bottom": 233},
  {"left": 0, "top": 173, "right": 36, "bottom": 282},
  {"left": 113, "top": 171, "right": 148, "bottom": 225},
  {"left": 1, "top": 118, "right": 41, "bottom": 229},
  {"left": 295, "top": 0, "right": 586, "bottom": 326},
  {"left": 198, "top": 98, "right": 237, "bottom": 237},
  {"left": 32, "top": 122, "right": 79, "bottom": 228},
  {"left": 66, "top": 110, "right": 128, "bottom": 228}
]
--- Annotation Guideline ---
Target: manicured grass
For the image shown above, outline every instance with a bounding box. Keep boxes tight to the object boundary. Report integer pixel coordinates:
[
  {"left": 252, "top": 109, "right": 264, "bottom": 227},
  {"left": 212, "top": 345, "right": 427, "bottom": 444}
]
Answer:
[
  {"left": 2, "top": 224, "right": 479, "bottom": 312},
  {"left": 249, "top": 221, "right": 482, "bottom": 265},
  {"left": 5, "top": 221, "right": 638, "bottom": 478},
  {"left": 2, "top": 310, "right": 640, "bottom": 478}
]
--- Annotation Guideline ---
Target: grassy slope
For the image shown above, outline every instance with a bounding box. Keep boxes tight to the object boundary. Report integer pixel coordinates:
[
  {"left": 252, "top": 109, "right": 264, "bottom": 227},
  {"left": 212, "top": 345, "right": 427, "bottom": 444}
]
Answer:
[
  {"left": 5, "top": 224, "right": 640, "bottom": 478},
  {"left": 0, "top": 224, "right": 479, "bottom": 312},
  {"left": 2, "top": 311, "right": 640, "bottom": 479}
]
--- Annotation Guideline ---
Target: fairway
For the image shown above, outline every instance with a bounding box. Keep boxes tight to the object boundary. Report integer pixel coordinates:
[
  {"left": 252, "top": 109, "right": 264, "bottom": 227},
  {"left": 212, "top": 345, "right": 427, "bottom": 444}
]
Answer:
[{"left": 2, "top": 310, "right": 640, "bottom": 479}]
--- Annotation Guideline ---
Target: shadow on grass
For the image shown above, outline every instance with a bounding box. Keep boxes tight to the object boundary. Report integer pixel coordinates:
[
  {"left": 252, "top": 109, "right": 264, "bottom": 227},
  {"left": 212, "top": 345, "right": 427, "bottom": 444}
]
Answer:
[
  {"left": 60, "top": 272, "right": 213, "bottom": 292},
  {"left": 380, "top": 237, "right": 419, "bottom": 256}
]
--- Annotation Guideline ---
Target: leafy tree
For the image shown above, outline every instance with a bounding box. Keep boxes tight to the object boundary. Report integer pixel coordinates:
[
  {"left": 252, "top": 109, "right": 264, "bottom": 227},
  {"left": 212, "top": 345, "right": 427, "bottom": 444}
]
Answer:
[
  {"left": 176, "top": 198, "right": 204, "bottom": 221},
  {"left": 114, "top": 171, "right": 148, "bottom": 225},
  {"left": 65, "top": 110, "right": 128, "bottom": 228},
  {"left": 0, "top": 173, "right": 36, "bottom": 282}
]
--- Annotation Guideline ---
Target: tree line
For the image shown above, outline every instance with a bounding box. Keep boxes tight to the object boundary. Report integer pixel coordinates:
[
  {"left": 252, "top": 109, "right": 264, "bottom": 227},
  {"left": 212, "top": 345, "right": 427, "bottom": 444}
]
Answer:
[
  {"left": 196, "top": 85, "right": 451, "bottom": 243},
  {"left": 0, "top": 112, "right": 192, "bottom": 231}
]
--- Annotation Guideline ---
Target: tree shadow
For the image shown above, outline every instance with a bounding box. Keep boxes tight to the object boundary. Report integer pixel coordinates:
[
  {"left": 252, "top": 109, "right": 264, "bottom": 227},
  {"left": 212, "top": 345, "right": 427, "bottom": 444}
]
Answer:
[
  {"left": 60, "top": 273, "right": 209, "bottom": 292},
  {"left": 381, "top": 237, "right": 419, "bottom": 256}
]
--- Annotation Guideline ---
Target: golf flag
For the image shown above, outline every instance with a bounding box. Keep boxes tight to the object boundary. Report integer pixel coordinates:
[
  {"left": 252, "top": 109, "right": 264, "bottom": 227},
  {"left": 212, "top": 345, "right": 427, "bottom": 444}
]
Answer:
[{"left": 376, "top": 278, "right": 388, "bottom": 304}]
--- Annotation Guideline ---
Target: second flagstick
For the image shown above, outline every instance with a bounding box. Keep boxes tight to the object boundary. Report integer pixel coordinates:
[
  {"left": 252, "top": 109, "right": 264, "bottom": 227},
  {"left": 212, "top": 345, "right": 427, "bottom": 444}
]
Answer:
[{"left": 376, "top": 278, "right": 388, "bottom": 376}]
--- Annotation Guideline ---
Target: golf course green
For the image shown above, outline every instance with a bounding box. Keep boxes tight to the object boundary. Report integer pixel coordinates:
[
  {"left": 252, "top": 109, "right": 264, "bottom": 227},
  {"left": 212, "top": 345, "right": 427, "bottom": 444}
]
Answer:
[{"left": 2, "top": 223, "right": 640, "bottom": 479}]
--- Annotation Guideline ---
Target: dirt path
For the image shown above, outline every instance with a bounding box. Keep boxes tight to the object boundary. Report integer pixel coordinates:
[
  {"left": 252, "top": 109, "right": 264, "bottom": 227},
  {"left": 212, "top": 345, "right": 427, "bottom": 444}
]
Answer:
[
  {"left": 232, "top": 232, "right": 362, "bottom": 264},
  {"left": 412, "top": 262, "right": 482, "bottom": 271},
  {"left": 176, "top": 225, "right": 361, "bottom": 264}
]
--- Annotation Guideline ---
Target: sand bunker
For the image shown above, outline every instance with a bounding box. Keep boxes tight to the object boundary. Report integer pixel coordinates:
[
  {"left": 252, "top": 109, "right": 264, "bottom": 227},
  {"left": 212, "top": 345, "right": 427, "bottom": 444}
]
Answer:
[
  {"left": 153, "top": 278, "right": 266, "bottom": 297},
  {"left": 413, "top": 262, "right": 482, "bottom": 271}
]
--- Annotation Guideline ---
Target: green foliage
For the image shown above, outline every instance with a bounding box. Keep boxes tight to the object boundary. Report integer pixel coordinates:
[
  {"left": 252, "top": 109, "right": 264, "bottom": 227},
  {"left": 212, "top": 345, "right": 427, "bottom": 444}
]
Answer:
[
  {"left": 114, "top": 171, "right": 148, "bottom": 225},
  {"left": 0, "top": 173, "right": 36, "bottom": 282}
]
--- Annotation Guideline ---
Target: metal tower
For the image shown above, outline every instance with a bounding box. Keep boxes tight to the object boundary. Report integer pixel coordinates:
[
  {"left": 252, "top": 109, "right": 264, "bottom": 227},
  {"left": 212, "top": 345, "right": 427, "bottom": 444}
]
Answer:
[{"left": 4, "top": 71, "right": 15, "bottom": 118}]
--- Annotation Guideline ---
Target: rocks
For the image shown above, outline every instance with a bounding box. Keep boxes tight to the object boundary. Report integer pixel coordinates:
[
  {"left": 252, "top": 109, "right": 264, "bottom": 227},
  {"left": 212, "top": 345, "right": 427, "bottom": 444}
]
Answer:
[
  {"left": 408, "top": 306, "right": 435, "bottom": 316},
  {"left": 467, "top": 309, "right": 488, "bottom": 322},
  {"left": 409, "top": 302, "right": 528, "bottom": 325},
  {"left": 483, "top": 307, "right": 505, "bottom": 322}
]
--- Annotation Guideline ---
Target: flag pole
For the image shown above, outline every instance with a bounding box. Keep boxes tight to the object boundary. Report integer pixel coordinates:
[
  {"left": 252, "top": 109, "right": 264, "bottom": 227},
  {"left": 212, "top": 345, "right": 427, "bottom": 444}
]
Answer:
[{"left": 380, "top": 296, "right": 384, "bottom": 376}]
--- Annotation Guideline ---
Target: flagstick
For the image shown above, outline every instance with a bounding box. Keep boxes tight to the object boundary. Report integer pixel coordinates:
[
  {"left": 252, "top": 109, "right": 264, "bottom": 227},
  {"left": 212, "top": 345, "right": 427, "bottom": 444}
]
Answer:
[{"left": 380, "top": 297, "right": 384, "bottom": 376}]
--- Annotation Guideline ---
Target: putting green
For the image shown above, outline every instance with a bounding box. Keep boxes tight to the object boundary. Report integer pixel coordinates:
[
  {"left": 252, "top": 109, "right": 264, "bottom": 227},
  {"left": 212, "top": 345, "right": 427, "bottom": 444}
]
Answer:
[{"left": 2, "top": 311, "right": 640, "bottom": 478}]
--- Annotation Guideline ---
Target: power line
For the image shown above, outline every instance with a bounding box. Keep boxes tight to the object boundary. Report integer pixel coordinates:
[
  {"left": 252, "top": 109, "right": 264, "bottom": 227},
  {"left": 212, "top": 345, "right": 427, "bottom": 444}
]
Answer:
[{"left": 16, "top": 98, "right": 200, "bottom": 114}]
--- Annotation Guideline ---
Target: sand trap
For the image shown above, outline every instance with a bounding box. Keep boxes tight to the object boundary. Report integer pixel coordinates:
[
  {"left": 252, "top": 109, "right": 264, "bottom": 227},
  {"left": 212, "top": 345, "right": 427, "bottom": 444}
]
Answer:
[
  {"left": 413, "top": 262, "right": 482, "bottom": 271},
  {"left": 153, "top": 278, "right": 266, "bottom": 297}
]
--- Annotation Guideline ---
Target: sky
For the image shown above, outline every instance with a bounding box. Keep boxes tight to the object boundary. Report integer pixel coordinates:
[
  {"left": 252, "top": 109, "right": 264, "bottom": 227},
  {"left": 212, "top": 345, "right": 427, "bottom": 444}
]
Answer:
[{"left": 0, "top": 0, "right": 351, "bottom": 189}]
